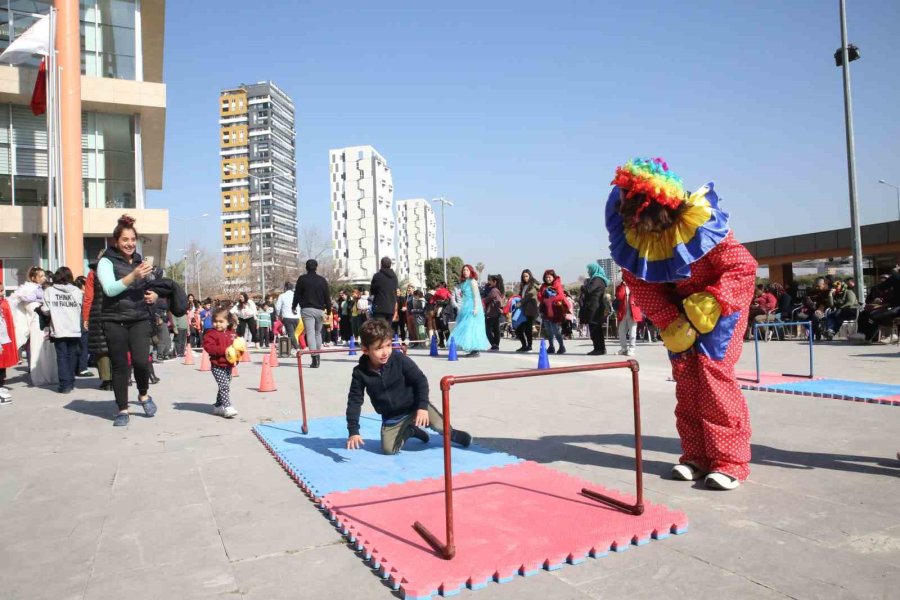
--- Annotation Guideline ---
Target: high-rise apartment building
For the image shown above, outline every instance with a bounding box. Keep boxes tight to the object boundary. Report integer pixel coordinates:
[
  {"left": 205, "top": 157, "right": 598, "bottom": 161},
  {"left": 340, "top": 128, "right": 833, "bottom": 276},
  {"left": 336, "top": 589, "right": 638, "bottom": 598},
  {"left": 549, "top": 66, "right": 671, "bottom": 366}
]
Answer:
[
  {"left": 396, "top": 199, "right": 437, "bottom": 287},
  {"left": 329, "top": 146, "right": 394, "bottom": 285},
  {"left": 220, "top": 81, "right": 297, "bottom": 291},
  {"left": 0, "top": 0, "right": 169, "bottom": 291},
  {"left": 597, "top": 257, "right": 619, "bottom": 285}
]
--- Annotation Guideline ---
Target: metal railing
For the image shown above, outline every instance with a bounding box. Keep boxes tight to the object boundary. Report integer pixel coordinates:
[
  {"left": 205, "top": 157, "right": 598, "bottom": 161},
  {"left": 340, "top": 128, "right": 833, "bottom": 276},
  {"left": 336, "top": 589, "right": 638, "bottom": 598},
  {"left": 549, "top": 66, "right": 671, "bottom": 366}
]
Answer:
[
  {"left": 412, "top": 360, "right": 644, "bottom": 560},
  {"left": 738, "top": 321, "right": 814, "bottom": 384},
  {"left": 295, "top": 343, "right": 407, "bottom": 434}
]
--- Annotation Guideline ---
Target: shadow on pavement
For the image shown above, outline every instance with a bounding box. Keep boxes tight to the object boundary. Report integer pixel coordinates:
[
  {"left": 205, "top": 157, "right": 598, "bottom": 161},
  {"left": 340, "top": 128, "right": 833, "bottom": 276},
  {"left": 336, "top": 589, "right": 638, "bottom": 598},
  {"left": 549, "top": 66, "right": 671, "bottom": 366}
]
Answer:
[
  {"left": 173, "top": 401, "right": 215, "bottom": 414},
  {"left": 63, "top": 399, "right": 113, "bottom": 420},
  {"left": 476, "top": 433, "right": 900, "bottom": 478}
]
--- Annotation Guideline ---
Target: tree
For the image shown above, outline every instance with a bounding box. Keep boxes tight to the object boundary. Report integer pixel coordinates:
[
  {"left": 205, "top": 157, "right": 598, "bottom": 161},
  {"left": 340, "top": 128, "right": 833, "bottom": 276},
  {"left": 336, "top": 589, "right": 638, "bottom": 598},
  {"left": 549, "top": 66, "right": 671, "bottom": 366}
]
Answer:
[
  {"left": 475, "top": 262, "right": 485, "bottom": 277},
  {"left": 164, "top": 259, "right": 186, "bottom": 288},
  {"left": 424, "top": 256, "right": 465, "bottom": 289},
  {"left": 446, "top": 257, "right": 465, "bottom": 286}
]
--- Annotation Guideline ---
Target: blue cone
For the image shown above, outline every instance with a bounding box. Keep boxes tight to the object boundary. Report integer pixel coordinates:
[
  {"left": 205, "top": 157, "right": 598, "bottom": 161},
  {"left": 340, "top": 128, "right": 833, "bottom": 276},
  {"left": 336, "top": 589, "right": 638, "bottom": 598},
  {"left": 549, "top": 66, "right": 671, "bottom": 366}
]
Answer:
[
  {"left": 430, "top": 334, "right": 439, "bottom": 357},
  {"left": 537, "top": 339, "right": 550, "bottom": 370},
  {"left": 348, "top": 337, "right": 358, "bottom": 356},
  {"left": 447, "top": 338, "right": 459, "bottom": 361}
]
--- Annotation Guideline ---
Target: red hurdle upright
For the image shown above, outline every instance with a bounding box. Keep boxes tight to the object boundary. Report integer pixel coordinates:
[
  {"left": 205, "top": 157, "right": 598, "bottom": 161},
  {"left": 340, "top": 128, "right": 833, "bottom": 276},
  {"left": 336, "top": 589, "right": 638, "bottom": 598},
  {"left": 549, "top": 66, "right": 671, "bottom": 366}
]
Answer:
[
  {"left": 295, "top": 344, "right": 408, "bottom": 435},
  {"left": 412, "top": 360, "right": 644, "bottom": 560}
]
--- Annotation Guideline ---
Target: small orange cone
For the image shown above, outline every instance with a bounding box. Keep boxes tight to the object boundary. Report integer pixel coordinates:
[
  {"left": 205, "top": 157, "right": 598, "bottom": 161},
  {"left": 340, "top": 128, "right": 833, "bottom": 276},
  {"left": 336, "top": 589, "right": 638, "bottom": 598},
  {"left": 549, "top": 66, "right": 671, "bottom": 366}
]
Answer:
[
  {"left": 183, "top": 344, "right": 195, "bottom": 365},
  {"left": 269, "top": 343, "right": 279, "bottom": 368},
  {"left": 259, "top": 356, "right": 276, "bottom": 392},
  {"left": 199, "top": 349, "right": 211, "bottom": 372},
  {"left": 232, "top": 362, "right": 239, "bottom": 377},
  {"left": 241, "top": 346, "right": 251, "bottom": 363}
]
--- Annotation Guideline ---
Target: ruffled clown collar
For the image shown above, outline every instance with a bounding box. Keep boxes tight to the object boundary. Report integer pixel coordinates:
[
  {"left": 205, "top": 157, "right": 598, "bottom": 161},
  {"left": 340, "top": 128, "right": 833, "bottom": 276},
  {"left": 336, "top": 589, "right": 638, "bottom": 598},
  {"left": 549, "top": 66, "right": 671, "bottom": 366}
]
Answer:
[{"left": 606, "top": 183, "right": 731, "bottom": 283}]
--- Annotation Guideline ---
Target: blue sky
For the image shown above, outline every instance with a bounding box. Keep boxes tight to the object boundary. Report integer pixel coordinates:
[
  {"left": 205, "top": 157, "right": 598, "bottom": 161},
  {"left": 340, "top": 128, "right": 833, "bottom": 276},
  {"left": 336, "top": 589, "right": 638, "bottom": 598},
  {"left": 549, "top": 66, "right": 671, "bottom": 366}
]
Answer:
[{"left": 151, "top": 0, "right": 900, "bottom": 283}]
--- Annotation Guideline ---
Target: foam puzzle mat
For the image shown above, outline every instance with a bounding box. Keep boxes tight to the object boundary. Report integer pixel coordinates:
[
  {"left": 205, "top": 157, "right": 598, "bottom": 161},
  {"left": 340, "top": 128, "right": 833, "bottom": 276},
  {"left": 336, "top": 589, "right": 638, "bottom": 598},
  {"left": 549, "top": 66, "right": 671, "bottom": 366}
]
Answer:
[
  {"left": 735, "top": 373, "right": 900, "bottom": 406},
  {"left": 253, "top": 414, "right": 522, "bottom": 499},
  {"left": 253, "top": 414, "right": 689, "bottom": 600}
]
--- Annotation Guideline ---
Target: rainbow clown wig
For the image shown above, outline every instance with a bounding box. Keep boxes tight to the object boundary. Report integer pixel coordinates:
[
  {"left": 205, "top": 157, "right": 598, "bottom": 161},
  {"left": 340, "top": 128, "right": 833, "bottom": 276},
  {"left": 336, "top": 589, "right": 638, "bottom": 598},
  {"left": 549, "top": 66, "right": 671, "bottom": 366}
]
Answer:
[{"left": 605, "top": 157, "right": 730, "bottom": 283}]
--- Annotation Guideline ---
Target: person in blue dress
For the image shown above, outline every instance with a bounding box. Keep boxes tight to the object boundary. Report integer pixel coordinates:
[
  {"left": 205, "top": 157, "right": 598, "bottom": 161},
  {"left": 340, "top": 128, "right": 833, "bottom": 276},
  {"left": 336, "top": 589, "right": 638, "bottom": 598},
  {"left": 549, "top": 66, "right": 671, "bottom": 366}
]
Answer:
[{"left": 449, "top": 264, "right": 490, "bottom": 357}]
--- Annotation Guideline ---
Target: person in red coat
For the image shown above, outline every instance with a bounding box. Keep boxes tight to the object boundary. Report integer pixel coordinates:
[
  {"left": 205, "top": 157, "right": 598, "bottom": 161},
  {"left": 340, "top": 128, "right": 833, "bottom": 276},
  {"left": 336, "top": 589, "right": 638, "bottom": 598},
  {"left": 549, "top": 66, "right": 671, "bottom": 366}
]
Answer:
[
  {"left": 614, "top": 278, "right": 643, "bottom": 356},
  {"left": 0, "top": 295, "right": 17, "bottom": 403},
  {"left": 538, "top": 269, "right": 568, "bottom": 354},
  {"left": 202, "top": 308, "right": 245, "bottom": 419},
  {"left": 606, "top": 157, "right": 757, "bottom": 490}
]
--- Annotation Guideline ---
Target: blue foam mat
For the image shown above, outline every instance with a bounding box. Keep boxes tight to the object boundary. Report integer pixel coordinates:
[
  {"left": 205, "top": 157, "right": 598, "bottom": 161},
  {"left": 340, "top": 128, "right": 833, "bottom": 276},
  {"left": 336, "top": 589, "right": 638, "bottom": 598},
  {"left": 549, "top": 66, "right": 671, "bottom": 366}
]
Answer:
[
  {"left": 766, "top": 379, "right": 900, "bottom": 399},
  {"left": 254, "top": 414, "right": 521, "bottom": 498}
]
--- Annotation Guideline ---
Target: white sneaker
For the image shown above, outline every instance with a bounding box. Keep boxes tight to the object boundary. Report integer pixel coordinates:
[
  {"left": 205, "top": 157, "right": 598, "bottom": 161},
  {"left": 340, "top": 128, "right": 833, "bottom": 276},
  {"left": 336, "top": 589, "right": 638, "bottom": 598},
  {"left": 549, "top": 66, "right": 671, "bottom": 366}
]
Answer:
[
  {"left": 705, "top": 472, "right": 741, "bottom": 490},
  {"left": 671, "top": 463, "right": 704, "bottom": 481},
  {"left": 0, "top": 388, "right": 11, "bottom": 400},
  {"left": 626, "top": 349, "right": 636, "bottom": 357},
  {"left": 0, "top": 386, "right": 9, "bottom": 393},
  {"left": 212, "top": 405, "right": 225, "bottom": 416},
  {"left": 616, "top": 349, "right": 628, "bottom": 355},
  {"left": 222, "top": 406, "right": 238, "bottom": 418}
]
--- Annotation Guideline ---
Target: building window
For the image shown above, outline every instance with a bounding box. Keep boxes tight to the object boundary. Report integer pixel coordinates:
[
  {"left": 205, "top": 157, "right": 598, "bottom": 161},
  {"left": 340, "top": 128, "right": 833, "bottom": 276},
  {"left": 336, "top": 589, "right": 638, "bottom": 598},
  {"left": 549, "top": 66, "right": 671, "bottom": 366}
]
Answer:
[{"left": 80, "top": 0, "right": 137, "bottom": 80}]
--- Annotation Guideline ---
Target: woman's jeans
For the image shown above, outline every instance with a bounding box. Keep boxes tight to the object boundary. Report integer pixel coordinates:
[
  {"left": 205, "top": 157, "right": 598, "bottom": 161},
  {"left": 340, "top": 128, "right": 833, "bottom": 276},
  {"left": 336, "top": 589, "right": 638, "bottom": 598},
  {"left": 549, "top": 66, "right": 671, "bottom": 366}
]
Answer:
[
  {"left": 237, "top": 317, "right": 258, "bottom": 343},
  {"left": 486, "top": 316, "right": 501, "bottom": 348},
  {"left": 543, "top": 320, "right": 564, "bottom": 350},
  {"left": 516, "top": 317, "right": 534, "bottom": 349},
  {"left": 618, "top": 317, "right": 637, "bottom": 351}
]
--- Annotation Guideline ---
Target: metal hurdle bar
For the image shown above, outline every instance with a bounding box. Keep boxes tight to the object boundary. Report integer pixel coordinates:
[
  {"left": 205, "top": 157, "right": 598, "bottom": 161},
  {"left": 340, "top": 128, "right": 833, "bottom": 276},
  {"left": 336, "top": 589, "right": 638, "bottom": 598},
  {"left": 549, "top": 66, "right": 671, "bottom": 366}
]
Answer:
[
  {"left": 295, "top": 344, "right": 408, "bottom": 435},
  {"left": 737, "top": 321, "right": 814, "bottom": 385},
  {"left": 412, "top": 360, "right": 644, "bottom": 560}
]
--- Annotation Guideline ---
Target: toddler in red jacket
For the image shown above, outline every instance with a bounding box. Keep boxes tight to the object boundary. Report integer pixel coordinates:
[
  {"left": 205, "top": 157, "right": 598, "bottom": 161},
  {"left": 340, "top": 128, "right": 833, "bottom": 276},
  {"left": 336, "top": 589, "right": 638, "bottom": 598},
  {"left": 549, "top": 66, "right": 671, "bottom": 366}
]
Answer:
[{"left": 202, "top": 308, "right": 245, "bottom": 418}]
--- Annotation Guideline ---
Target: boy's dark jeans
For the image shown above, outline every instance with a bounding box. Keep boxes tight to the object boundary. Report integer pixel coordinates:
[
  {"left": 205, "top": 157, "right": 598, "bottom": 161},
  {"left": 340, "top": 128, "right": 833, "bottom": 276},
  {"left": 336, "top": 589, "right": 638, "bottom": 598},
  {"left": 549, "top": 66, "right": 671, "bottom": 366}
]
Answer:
[
  {"left": 380, "top": 403, "right": 445, "bottom": 455},
  {"left": 54, "top": 337, "right": 81, "bottom": 391}
]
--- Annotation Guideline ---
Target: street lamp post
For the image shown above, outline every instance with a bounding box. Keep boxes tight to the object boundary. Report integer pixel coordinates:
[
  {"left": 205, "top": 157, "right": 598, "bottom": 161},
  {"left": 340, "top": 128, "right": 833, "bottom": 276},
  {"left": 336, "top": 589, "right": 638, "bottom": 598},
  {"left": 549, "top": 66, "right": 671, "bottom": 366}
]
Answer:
[
  {"left": 431, "top": 197, "right": 454, "bottom": 283},
  {"left": 877, "top": 180, "right": 900, "bottom": 221},
  {"left": 194, "top": 250, "right": 202, "bottom": 299},
  {"left": 835, "top": 0, "right": 865, "bottom": 299}
]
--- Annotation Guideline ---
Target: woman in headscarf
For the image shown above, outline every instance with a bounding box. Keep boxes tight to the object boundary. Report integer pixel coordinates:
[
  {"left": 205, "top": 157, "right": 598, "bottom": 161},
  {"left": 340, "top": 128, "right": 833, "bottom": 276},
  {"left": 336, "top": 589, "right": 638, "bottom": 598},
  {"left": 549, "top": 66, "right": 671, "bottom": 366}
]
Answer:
[{"left": 579, "top": 262, "right": 609, "bottom": 355}]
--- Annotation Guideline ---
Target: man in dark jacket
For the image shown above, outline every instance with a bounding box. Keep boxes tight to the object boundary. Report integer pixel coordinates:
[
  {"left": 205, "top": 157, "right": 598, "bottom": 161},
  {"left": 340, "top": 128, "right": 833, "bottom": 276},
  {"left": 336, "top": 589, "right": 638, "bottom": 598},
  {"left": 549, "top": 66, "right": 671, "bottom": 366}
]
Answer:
[
  {"left": 292, "top": 259, "right": 331, "bottom": 367},
  {"left": 369, "top": 257, "right": 399, "bottom": 324},
  {"left": 345, "top": 319, "right": 471, "bottom": 454}
]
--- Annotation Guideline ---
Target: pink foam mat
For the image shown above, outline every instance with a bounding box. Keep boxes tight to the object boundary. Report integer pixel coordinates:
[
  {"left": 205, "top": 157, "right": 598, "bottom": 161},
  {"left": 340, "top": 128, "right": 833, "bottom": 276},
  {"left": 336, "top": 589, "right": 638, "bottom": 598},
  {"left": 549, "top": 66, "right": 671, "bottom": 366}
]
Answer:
[
  {"left": 320, "top": 461, "right": 688, "bottom": 600},
  {"left": 735, "top": 371, "right": 822, "bottom": 385}
]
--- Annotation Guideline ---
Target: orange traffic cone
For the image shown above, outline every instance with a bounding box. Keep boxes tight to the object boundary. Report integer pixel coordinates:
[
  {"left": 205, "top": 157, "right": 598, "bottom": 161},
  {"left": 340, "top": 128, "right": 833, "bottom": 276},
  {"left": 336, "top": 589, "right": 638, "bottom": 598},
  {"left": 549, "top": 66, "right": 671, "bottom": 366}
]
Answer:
[
  {"left": 183, "top": 344, "right": 195, "bottom": 365},
  {"left": 241, "top": 346, "right": 251, "bottom": 362},
  {"left": 259, "top": 356, "right": 276, "bottom": 392},
  {"left": 269, "top": 343, "right": 278, "bottom": 368},
  {"left": 232, "top": 362, "right": 239, "bottom": 377},
  {"left": 199, "top": 349, "right": 211, "bottom": 372}
]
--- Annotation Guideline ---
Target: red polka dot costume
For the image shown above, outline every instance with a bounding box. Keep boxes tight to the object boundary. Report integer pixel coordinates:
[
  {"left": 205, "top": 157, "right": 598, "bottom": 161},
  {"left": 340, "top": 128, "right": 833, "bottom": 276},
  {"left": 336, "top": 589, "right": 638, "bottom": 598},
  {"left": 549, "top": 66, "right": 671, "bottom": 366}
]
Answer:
[{"left": 606, "top": 158, "right": 757, "bottom": 482}]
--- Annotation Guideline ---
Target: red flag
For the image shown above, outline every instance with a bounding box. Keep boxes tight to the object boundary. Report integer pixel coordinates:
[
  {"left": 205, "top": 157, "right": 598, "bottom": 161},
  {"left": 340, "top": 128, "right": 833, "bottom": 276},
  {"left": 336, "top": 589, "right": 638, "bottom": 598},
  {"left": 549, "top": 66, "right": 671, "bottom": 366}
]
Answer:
[{"left": 30, "top": 58, "right": 47, "bottom": 116}]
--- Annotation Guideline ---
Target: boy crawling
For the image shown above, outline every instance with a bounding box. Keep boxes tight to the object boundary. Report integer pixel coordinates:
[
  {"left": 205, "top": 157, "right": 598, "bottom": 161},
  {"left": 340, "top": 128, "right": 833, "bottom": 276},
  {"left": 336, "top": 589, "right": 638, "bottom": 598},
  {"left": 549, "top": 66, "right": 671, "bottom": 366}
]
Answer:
[{"left": 346, "top": 319, "right": 472, "bottom": 454}]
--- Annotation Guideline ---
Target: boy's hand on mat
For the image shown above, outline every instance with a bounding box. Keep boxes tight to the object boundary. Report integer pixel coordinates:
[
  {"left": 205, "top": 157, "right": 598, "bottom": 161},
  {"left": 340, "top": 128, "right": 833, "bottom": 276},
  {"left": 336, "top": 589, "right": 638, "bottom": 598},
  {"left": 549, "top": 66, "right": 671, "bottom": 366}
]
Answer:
[
  {"left": 346, "top": 435, "right": 364, "bottom": 450},
  {"left": 414, "top": 409, "right": 429, "bottom": 427}
]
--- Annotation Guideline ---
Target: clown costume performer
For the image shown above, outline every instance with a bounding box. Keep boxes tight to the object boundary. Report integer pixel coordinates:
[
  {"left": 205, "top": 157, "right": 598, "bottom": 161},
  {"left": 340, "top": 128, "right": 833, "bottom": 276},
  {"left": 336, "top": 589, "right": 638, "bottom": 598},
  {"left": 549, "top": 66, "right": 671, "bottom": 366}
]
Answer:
[{"left": 605, "top": 157, "right": 757, "bottom": 490}]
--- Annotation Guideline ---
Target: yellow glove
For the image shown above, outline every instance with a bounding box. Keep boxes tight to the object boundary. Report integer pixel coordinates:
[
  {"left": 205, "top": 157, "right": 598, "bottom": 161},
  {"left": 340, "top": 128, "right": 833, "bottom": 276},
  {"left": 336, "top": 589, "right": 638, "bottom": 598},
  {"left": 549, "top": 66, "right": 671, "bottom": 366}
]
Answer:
[
  {"left": 225, "top": 346, "right": 239, "bottom": 365},
  {"left": 682, "top": 292, "right": 721, "bottom": 334},
  {"left": 232, "top": 337, "right": 247, "bottom": 353},
  {"left": 661, "top": 316, "right": 698, "bottom": 353}
]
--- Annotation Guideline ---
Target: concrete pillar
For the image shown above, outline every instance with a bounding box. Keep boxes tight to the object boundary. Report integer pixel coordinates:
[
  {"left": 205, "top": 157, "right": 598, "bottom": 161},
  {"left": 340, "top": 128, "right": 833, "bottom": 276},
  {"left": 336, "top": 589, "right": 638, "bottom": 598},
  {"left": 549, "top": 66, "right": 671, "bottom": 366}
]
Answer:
[
  {"left": 56, "top": 0, "right": 83, "bottom": 275},
  {"left": 769, "top": 263, "right": 794, "bottom": 286}
]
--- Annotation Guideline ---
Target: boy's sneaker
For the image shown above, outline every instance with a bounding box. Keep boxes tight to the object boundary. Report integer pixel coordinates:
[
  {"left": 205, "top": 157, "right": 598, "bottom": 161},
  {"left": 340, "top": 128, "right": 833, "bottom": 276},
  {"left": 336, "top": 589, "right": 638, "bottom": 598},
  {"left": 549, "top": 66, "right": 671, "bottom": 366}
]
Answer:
[
  {"left": 212, "top": 405, "right": 225, "bottom": 417},
  {"left": 407, "top": 425, "right": 429, "bottom": 443},
  {"left": 671, "top": 462, "right": 704, "bottom": 481},
  {"left": 223, "top": 406, "right": 238, "bottom": 418},
  {"left": 113, "top": 413, "right": 129, "bottom": 427},
  {"left": 705, "top": 472, "right": 741, "bottom": 490},
  {"left": 77, "top": 369, "right": 93, "bottom": 377},
  {"left": 617, "top": 349, "right": 628, "bottom": 355},
  {"left": 626, "top": 349, "right": 636, "bottom": 357},
  {"left": 450, "top": 429, "right": 473, "bottom": 448}
]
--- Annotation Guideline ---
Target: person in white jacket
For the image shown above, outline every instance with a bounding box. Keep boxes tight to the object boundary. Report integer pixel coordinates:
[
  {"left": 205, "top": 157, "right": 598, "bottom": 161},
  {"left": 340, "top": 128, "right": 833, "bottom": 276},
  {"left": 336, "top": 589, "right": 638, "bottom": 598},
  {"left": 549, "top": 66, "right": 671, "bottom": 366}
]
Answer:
[
  {"left": 41, "top": 267, "right": 84, "bottom": 394},
  {"left": 230, "top": 292, "right": 258, "bottom": 347}
]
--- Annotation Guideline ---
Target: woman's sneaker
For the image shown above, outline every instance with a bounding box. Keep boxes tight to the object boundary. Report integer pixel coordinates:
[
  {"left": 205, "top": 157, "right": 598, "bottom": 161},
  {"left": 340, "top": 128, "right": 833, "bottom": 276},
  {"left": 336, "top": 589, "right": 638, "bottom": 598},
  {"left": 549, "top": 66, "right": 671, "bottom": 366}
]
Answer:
[
  {"left": 212, "top": 405, "right": 225, "bottom": 417},
  {"left": 113, "top": 413, "right": 129, "bottom": 427},
  {"left": 705, "top": 472, "right": 741, "bottom": 490},
  {"left": 671, "top": 463, "right": 704, "bottom": 481},
  {"left": 222, "top": 406, "right": 238, "bottom": 418},
  {"left": 0, "top": 387, "right": 11, "bottom": 401}
]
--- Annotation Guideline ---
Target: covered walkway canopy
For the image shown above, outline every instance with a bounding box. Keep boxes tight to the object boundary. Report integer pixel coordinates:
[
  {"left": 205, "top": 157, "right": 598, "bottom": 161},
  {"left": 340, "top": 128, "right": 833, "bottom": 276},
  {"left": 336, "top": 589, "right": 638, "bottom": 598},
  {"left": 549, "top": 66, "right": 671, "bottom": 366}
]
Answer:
[{"left": 743, "top": 220, "right": 900, "bottom": 285}]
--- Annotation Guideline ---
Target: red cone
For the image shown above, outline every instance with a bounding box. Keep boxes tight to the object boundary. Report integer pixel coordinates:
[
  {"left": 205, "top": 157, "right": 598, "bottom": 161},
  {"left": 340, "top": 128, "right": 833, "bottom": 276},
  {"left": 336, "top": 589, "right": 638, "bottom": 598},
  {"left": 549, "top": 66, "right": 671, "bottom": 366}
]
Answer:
[
  {"left": 183, "top": 344, "right": 195, "bottom": 365},
  {"left": 199, "top": 349, "right": 211, "bottom": 372},
  {"left": 258, "top": 356, "right": 276, "bottom": 392}
]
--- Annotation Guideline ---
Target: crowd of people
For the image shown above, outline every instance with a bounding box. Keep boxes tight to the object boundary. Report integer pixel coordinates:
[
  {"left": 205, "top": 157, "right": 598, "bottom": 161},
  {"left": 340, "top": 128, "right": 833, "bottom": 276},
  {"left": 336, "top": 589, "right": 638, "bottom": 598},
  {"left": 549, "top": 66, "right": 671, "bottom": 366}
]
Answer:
[{"left": 742, "top": 269, "right": 900, "bottom": 343}]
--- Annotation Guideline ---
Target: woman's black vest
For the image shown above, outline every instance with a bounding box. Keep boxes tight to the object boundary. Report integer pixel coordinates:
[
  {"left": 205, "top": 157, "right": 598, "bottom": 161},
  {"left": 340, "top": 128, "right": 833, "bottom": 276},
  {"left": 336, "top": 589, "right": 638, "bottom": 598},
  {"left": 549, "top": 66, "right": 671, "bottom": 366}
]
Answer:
[
  {"left": 88, "top": 266, "right": 109, "bottom": 354},
  {"left": 100, "top": 246, "right": 151, "bottom": 323}
]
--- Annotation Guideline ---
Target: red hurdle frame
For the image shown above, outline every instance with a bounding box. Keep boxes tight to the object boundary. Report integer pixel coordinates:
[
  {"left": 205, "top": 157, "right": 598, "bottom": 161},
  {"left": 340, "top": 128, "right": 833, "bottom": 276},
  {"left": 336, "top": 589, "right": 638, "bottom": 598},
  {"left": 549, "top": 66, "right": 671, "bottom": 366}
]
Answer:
[
  {"left": 412, "top": 360, "right": 644, "bottom": 560},
  {"left": 295, "top": 344, "right": 408, "bottom": 435}
]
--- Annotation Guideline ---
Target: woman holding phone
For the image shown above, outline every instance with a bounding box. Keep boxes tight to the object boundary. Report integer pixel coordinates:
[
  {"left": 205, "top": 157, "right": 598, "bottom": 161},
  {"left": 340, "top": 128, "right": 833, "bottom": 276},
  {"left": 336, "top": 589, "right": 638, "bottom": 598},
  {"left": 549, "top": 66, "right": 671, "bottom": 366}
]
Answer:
[{"left": 97, "top": 215, "right": 159, "bottom": 427}]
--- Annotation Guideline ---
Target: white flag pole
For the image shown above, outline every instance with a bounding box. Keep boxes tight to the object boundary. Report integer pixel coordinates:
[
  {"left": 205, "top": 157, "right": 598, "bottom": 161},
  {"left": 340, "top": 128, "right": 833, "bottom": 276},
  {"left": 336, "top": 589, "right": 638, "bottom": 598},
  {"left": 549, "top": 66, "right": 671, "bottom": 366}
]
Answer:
[{"left": 46, "top": 9, "right": 56, "bottom": 271}]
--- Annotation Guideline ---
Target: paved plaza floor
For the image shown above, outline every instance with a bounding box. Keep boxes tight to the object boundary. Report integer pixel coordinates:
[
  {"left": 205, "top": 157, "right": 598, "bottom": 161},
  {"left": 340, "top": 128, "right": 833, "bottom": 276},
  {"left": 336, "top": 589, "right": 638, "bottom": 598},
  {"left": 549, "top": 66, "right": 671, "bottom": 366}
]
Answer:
[{"left": 1, "top": 336, "right": 898, "bottom": 599}]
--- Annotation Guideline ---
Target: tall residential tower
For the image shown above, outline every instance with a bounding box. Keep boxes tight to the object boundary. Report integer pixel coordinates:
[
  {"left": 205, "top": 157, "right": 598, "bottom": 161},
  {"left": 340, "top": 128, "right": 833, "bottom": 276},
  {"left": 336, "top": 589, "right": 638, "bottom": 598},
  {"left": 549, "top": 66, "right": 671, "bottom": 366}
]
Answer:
[
  {"left": 220, "top": 81, "right": 297, "bottom": 291},
  {"left": 329, "top": 146, "right": 395, "bottom": 284},
  {"left": 396, "top": 199, "right": 437, "bottom": 287}
]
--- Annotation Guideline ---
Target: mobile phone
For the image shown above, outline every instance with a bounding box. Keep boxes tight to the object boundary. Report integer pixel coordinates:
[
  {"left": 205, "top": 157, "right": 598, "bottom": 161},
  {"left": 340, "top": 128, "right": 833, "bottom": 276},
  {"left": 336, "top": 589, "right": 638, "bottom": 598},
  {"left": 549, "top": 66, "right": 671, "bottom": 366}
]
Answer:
[{"left": 144, "top": 256, "right": 155, "bottom": 269}]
